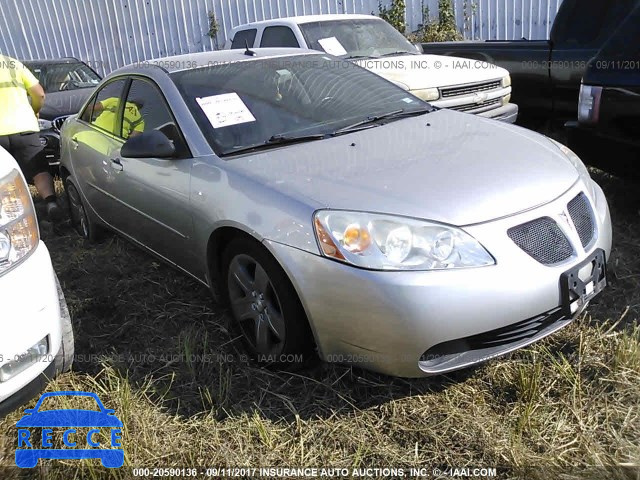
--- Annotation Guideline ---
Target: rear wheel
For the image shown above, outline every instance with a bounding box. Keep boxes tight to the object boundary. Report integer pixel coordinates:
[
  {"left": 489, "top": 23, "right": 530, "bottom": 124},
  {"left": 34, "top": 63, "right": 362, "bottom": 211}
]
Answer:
[
  {"left": 65, "top": 178, "right": 102, "bottom": 242},
  {"left": 222, "top": 237, "right": 314, "bottom": 367}
]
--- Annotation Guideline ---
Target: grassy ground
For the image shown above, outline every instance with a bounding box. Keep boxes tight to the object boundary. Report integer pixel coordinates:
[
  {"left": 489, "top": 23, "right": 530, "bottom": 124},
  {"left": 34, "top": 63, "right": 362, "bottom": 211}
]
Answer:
[{"left": 0, "top": 169, "right": 638, "bottom": 480}]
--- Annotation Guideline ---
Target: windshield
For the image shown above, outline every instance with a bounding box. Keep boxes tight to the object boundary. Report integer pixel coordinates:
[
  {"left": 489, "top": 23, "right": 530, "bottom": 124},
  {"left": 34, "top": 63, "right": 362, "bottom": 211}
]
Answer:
[
  {"left": 27, "top": 62, "right": 101, "bottom": 92},
  {"left": 171, "top": 54, "right": 430, "bottom": 157},
  {"left": 299, "top": 19, "right": 418, "bottom": 59},
  {"left": 592, "top": 3, "right": 640, "bottom": 71}
]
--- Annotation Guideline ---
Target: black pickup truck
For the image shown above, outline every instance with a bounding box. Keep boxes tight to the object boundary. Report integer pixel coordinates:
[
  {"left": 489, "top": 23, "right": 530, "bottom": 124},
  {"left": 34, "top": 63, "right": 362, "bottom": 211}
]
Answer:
[
  {"left": 420, "top": 0, "right": 639, "bottom": 131},
  {"left": 566, "top": 3, "right": 640, "bottom": 174}
]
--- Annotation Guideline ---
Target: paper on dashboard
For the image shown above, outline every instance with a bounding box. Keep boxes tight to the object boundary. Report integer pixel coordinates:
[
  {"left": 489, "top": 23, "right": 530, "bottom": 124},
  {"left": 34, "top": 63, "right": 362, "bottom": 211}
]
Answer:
[
  {"left": 318, "top": 37, "right": 348, "bottom": 56},
  {"left": 196, "top": 93, "right": 256, "bottom": 128}
]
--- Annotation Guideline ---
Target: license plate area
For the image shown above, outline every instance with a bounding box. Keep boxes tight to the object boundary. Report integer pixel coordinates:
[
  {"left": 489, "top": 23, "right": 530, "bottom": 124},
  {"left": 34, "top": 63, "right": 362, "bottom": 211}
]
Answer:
[{"left": 560, "top": 249, "right": 607, "bottom": 317}]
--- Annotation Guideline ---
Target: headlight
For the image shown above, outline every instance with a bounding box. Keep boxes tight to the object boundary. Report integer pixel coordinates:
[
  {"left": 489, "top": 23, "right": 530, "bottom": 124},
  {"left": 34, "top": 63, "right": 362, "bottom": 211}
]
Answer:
[
  {"left": 412, "top": 88, "right": 440, "bottom": 102},
  {"left": 391, "top": 80, "right": 410, "bottom": 91},
  {"left": 549, "top": 139, "right": 597, "bottom": 202},
  {"left": 38, "top": 119, "right": 53, "bottom": 130},
  {"left": 501, "top": 75, "right": 511, "bottom": 88},
  {"left": 0, "top": 169, "right": 39, "bottom": 276},
  {"left": 578, "top": 84, "right": 602, "bottom": 125},
  {"left": 314, "top": 211, "right": 495, "bottom": 271}
]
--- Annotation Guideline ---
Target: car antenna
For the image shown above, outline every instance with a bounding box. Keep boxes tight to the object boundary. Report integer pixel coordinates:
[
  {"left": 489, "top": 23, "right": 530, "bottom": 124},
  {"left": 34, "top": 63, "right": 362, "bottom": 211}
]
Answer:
[{"left": 244, "top": 40, "right": 256, "bottom": 57}]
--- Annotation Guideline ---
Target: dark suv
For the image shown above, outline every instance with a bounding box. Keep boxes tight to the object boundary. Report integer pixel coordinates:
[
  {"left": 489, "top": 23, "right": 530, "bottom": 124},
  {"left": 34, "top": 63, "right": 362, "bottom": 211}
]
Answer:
[
  {"left": 565, "top": 3, "right": 640, "bottom": 175},
  {"left": 22, "top": 58, "right": 102, "bottom": 171}
]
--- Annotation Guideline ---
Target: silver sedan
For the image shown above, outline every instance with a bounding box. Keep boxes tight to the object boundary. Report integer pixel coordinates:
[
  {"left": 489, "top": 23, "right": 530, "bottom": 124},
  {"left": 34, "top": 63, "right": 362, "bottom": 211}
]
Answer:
[{"left": 60, "top": 49, "right": 612, "bottom": 377}]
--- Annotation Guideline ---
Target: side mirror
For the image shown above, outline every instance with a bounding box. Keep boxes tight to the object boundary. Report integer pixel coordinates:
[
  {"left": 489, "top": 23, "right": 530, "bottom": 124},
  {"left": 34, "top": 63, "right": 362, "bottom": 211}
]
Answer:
[{"left": 121, "top": 130, "right": 176, "bottom": 159}]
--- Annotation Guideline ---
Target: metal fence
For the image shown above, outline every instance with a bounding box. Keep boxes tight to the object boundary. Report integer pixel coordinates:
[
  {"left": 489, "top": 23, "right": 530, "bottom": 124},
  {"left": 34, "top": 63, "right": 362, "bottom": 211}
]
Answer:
[{"left": 0, "top": 0, "right": 563, "bottom": 76}]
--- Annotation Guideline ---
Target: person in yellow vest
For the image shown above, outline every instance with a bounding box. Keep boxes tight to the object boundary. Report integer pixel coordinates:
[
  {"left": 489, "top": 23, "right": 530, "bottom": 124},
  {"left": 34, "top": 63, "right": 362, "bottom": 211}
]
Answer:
[
  {"left": 0, "top": 55, "right": 62, "bottom": 221},
  {"left": 93, "top": 97, "right": 145, "bottom": 139}
]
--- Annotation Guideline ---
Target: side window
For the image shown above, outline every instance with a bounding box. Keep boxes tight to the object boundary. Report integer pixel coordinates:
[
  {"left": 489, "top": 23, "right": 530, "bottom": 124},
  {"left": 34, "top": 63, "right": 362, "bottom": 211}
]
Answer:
[
  {"left": 79, "top": 94, "right": 97, "bottom": 123},
  {"left": 231, "top": 29, "right": 257, "bottom": 49},
  {"left": 554, "top": 0, "right": 636, "bottom": 47},
  {"left": 260, "top": 26, "right": 299, "bottom": 48},
  {"left": 124, "top": 78, "right": 189, "bottom": 157},
  {"left": 89, "top": 79, "right": 128, "bottom": 136}
]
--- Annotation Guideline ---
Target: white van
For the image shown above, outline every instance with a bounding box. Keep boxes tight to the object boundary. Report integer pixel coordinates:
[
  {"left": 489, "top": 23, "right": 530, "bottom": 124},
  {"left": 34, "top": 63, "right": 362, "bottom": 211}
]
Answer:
[
  {"left": 226, "top": 14, "right": 518, "bottom": 123},
  {"left": 0, "top": 146, "right": 73, "bottom": 415}
]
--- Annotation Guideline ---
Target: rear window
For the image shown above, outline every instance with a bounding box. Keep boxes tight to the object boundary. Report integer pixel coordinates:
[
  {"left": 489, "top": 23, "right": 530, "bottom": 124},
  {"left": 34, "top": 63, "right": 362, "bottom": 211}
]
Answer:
[
  {"left": 553, "top": 0, "right": 637, "bottom": 47},
  {"left": 231, "top": 29, "right": 257, "bottom": 49},
  {"left": 595, "top": 3, "right": 640, "bottom": 67},
  {"left": 260, "top": 26, "right": 299, "bottom": 48}
]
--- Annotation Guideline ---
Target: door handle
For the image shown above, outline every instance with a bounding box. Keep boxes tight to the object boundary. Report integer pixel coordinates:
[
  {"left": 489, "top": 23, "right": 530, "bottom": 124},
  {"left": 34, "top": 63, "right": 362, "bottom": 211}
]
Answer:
[
  {"left": 110, "top": 158, "right": 123, "bottom": 172},
  {"left": 71, "top": 136, "right": 79, "bottom": 150}
]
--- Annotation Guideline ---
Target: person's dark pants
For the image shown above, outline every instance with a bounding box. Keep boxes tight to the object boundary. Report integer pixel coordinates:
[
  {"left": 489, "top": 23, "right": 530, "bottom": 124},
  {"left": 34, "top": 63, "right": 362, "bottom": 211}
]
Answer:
[{"left": 0, "top": 131, "right": 49, "bottom": 183}]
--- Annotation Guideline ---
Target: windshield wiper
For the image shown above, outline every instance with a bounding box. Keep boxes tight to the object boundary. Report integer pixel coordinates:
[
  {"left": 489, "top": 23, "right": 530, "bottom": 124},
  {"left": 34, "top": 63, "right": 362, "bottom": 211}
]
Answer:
[
  {"left": 221, "top": 133, "right": 327, "bottom": 157},
  {"left": 377, "top": 51, "right": 420, "bottom": 57},
  {"left": 333, "top": 108, "right": 432, "bottom": 135},
  {"left": 343, "top": 55, "right": 372, "bottom": 60}
]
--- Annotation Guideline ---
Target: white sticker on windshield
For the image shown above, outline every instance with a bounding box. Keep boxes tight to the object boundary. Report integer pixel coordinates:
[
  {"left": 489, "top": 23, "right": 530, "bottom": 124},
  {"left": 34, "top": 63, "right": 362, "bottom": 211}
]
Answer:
[
  {"left": 402, "top": 97, "right": 415, "bottom": 103},
  {"left": 317, "top": 37, "right": 348, "bottom": 56},
  {"left": 196, "top": 93, "right": 256, "bottom": 128}
]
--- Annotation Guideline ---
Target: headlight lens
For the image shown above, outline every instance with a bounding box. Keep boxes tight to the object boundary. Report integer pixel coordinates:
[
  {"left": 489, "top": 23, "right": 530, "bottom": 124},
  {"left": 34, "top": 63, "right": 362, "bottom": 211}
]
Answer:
[
  {"left": 412, "top": 87, "right": 440, "bottom": 102},
  {"left": 501, "top": 75, "right": 511, "bottom": 88},
  {"left": 391, "top": 80, "right": 410, "bottom": 91},
  {"left": 314, "top": 211, "right": 495, "bottom": 271},
  {"left": 0, "top": 169, "right": 39, "bottom": 275},
  {"left": 549, "top": 139, "right": 597, "bottom": 202},
  {"left": 38, "top": 119, "right": 53, "bottom": 130}
]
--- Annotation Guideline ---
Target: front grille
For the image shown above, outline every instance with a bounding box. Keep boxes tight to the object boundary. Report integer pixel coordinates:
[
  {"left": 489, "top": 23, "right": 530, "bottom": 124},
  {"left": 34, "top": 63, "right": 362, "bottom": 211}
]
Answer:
[
  {"left": 52, "top": 115, "right": 70, "bottom": 133},
  {"left": 440, "top": 80, "right": 502, "bottom": 98},
  {"left": 419, "top": 307, "right": 569, "bottom": 373},
  {"left": 508, "top": 217, "right": 573, "bottom": 265},
  {"left": 449, "top": 98, "right": 501, "bottom": 113},
  {"left": 567, "top": 193, "right": 595, "bottom": 248}
]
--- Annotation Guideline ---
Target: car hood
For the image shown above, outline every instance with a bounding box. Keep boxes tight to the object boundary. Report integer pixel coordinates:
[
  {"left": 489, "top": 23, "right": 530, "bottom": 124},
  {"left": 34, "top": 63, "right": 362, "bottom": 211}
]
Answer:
[
  {"left": 16, "top": 410, "right": 123, "bottom": 427},
  {"left": 40, "top": 89, "right": 94, "bottom": 120},
  {"left": 224, "top": 109, "right": 578, "bottom": 226},
  {"left": 355, "top": 54, "right": 508, "bottom": 90}
]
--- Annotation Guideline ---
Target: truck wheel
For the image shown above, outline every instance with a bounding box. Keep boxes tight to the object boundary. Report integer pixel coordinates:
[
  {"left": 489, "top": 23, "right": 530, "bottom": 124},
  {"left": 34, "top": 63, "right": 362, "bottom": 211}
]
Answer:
[
  {"left": 222, "top": 237, "right": 315, "bottom": 368},
  {"left": 54, "top": 274, "right": 74, "bottom": 375}
]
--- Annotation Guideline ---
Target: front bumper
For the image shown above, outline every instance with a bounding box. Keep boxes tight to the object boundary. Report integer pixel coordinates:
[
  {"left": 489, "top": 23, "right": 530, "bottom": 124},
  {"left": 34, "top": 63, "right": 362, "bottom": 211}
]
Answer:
[
  {"left": 0, "top": 243, "right": 63, "bottom": 412},
  {"left": 477, "top": 102, "right": 519, "bottom": 123},
  {"left": 39, "top": 129, "right": 61, "bottom": 172},
  {"left": 267, "top": 181, "right": 611, "bottom": 377}
]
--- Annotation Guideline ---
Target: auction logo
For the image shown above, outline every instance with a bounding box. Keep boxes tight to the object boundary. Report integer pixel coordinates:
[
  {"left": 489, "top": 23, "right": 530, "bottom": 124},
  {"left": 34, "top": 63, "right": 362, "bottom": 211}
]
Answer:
[{"left": 15, "top": 391, "right": 124, "bottom": 468}]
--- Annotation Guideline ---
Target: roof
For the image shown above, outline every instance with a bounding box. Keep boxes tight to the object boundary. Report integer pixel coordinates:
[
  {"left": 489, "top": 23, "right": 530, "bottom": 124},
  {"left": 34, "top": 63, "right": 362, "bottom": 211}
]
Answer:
[
  {"left": 115, "top": 48, "right": 318, "bottom": 74},
  {"left": 21, "top": 57, "right": 81, "bottom": 65},
  {"left": 230, "top": 13, "right": 381, "bottom": 30}
]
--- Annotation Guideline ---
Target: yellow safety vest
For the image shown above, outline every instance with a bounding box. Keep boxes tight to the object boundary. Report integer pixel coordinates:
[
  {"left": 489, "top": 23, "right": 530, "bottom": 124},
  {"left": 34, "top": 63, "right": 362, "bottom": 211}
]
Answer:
[
  {"left": 0, "top": 56, "right": 40, "bottom": 136},
  {"left": 94, "top": 98, "right": 145, "bottom": 139}
]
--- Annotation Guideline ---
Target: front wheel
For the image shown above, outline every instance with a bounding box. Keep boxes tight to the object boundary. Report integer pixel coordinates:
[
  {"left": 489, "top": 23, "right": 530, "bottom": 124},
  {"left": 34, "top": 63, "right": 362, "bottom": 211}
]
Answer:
[{"left": 222, "top": 238, "right": 314, "bottom": 367}]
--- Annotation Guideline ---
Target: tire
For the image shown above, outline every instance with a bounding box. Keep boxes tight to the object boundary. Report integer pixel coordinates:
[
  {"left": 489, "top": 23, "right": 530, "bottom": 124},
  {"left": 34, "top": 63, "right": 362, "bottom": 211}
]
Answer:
[
  {"left": 54, "top": 274, "right": 75, "bottom": 375},
  {"left": 222, "top": 237, "right": 315, "bottom": 367},
  {"left": 64, "top": 177, "right": 103, "bottom": 242}
]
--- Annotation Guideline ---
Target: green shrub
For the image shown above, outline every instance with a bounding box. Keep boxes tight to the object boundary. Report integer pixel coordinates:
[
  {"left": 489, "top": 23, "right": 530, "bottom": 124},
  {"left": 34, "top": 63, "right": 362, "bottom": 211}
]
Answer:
[
  {"left": 407, "top": 0, "right": 463, "bottom": 43},
  {"left": 378, "top": 0, "right": 406, "bottom": 34}
]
